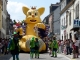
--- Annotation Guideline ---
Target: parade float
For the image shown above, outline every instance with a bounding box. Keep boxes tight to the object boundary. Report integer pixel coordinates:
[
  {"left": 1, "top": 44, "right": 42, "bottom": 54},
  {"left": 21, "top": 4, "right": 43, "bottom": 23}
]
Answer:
[{"left": 13, "top": 6, "right": 49, "bottom": 52}]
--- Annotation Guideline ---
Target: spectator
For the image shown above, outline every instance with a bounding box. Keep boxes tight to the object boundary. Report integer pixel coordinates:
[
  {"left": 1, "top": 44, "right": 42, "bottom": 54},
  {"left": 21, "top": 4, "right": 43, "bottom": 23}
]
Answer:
[
  {"left": 1, "top": 38, "right": 5, "bottom": 54},
  {"left": 0, "top": 42, "right": 2, "bottom": 53},
  {"left": 72, "top": 42, "right": 76, "bottom": 58},
  {"left": 66, "top": 40, "right": 71, "bottom": 55},
  {"left": 7, "top": 32, "right": 20, "bottom": 60},
  {"left": 74, "top": 38, "right": 80, "bottom": 58}
]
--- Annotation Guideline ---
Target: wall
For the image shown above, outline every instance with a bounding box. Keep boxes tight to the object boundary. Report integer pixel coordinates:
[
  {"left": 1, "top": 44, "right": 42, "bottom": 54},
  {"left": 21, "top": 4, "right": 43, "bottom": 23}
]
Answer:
[
  {"left": 66, "top": 0, "right": 80, "bottom": 40},
  {"left": 53, "top": 6, "right": 60, "bottom": 40},
  {"left": 66, "top": 4, "right": 74, "bottom": 40},
  {"left": 1, "top": 0, "right": 7, "bottom": 38},
  {"left": 49, "top": 14, "right": 53, "bottom": 33},
  {"left": 53, "top": 6, "right": 60, "bottom": 35},
  {"left": 0, "top": 4, "right": 2, "bottom": 29},
  {"left": 60, "top": 11, "right": 66, "bottom": 40}
]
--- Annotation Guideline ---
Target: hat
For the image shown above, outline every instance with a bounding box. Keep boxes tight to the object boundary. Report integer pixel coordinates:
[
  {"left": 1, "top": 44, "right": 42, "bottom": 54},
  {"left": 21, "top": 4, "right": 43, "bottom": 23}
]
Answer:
[
  {"left": 14, "top": 32, "right": 17, "bottom": 34},
  {"left": 12, "top": 32, "right": 17, "bottom": 35},
  {"left": 31, "top": 37, "right": 35, "bottom": 41}
]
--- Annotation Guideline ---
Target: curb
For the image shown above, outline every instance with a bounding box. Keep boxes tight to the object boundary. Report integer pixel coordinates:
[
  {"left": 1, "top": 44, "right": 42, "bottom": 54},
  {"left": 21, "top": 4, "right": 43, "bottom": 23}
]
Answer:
[{"left": 59, "top": 53, "right": 77, "bottom": 60}]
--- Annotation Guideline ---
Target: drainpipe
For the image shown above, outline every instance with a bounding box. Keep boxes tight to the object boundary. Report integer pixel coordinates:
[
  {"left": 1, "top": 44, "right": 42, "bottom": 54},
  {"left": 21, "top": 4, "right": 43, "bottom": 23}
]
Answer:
[
  {"left": 52, "top": 12, "right": 54, "bottom": 36},
  {"left": 73, "top": 0, "right": 75, "bottom": 42}
]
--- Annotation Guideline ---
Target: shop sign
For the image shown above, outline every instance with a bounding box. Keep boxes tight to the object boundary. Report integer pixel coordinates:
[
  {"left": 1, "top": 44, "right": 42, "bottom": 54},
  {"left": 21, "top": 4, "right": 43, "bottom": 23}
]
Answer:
[{"left": 73, "top": 19, "right": 80, "bottom": 27}]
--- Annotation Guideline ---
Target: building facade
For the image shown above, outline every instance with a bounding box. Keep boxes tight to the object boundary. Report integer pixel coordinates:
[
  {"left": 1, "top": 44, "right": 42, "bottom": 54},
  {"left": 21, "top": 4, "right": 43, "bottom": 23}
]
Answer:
[
  {"left": 0, "top": 0, "right": 3, "bottom": 38},
  {"left": 60, "top": 0, "right": 78, "bottom": 41},
  {"left": 50, "top": 3, "right": 59, "bottom": 13},
  {"left": 0, "top": 0, "right": 8, "bottom": 38},
  {"left": 53, "top": 5, "right": 60, "bottom": 40},
  {"left": 48, "top": 3, "right": 60, "bottom": 38},
  {"left": 6, "top": 12, "right": 13, "bottom": 38},
  {"left": 48, "top": 13, "right": 53, "bottom": 33},
  {"left": 69, "top": 0, "right": 80, "bottom": 40},
  {"left": 42, "top": 15, "right": 49, "bottom": 24}
]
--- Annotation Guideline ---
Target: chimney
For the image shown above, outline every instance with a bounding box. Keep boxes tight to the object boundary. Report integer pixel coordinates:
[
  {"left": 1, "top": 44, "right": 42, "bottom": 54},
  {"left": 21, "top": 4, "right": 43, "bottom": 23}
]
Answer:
[{"left": 56, "top": 2, "right": 59, "bottom": 4}]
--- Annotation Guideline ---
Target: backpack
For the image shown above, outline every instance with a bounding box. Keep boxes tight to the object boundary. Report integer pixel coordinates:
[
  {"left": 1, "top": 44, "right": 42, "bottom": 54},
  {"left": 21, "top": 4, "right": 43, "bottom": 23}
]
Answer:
[
  {"left": 52, "top": 40, "right": 58, "bottom": 48},
  {"left": 13, "top": 38, "right": 19, "bottom": 50},
  {"left": 9, "top": 39, "right": 15, "bottom": 51},
  {"left": 9, "top": 38, "right": 19, "bottom": 51}
]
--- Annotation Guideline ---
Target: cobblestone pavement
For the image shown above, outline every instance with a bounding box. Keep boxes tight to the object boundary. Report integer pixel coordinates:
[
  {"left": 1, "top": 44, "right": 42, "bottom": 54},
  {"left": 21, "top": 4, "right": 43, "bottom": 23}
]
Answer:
[{"left": 0, "top": 53, "right": 71, "bottom": 60}]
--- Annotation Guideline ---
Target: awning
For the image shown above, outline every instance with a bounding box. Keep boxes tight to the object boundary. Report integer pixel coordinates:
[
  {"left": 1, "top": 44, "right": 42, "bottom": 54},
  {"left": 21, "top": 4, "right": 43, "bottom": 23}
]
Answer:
[{"left": 70, "top": 27, "right": 80, "bottom": 31}]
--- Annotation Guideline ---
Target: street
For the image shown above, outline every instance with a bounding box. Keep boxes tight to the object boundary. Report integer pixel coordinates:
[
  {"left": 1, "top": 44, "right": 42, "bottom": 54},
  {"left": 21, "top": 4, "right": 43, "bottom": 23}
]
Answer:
[{"left": 0, "top": 53, "right": 71, "bottom": 60}]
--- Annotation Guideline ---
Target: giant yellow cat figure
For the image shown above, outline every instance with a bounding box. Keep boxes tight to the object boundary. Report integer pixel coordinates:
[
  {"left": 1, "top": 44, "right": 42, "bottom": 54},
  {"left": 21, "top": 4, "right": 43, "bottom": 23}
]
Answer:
[{"left": 19, "top": 6, "right": 46, "bottom": 52}]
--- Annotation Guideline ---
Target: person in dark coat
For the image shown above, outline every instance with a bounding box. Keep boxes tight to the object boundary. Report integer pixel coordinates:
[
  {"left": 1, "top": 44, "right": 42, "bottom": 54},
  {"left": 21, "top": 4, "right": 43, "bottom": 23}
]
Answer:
[
  {"left": 7, "top": 32, "right": 20, "bottom": 60},
  {"left": 35, "top": 38, "right": 40, "bottom": 58}
]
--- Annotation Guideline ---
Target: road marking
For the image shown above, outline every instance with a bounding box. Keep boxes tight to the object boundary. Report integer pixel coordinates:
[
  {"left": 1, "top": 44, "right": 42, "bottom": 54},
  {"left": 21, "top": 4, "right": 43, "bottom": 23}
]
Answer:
[
  {"left": 71, "top": 59, "right": 76, "bottom": 60},
  {"left": 59, "top": 53, "right": 77, "bottom": 60}
]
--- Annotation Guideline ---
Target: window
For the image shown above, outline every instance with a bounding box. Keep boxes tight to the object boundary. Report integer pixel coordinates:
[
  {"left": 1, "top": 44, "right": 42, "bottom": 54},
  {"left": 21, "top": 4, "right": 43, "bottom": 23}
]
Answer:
[
  {"left": 61, "top": 4, "right": 63, "bottom": 10},
  {"left": 67, "top": 34, "right": 68, "bottom": 39},
  {"left": 69, "top": 33, "right": 72, "bottom": 39},
  {"left": 2, "top": 15, "right": 3, "bottom": 28},
  {"left": 2, "top": 5, "right": 3, "bottom": 11},
  {"left": 62, "top": 36, "right": 63, "bottom": 40},
  {"left": 69, "top": 12, "right": 71, "bottom": 25},
  {"left": 64, "top": 18, "right": 65, "bottom": 26},
  {"left": 66, "top": 14, "right": 68, "bottom": 27},
  {"left": 62, "top": 19, "right": 63, "bottom": 26},
  {"left": 75, "top": 4, "right": 79, "bottom": 19},
  {"left": 64, "top": 36, "right": 66, "bottom": 40},
  {"left": 2, "top": 15, "right": 5, "bottom": 29}
]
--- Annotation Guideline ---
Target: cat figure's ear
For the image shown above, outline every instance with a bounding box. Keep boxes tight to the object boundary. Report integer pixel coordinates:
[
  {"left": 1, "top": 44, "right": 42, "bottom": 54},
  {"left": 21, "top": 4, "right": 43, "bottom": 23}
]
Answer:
[
  {"left": 37, "top": 7, "right": 45, "bottom": 16},
  {"left": 22, "top": 6, "right": 29, "bottom": 15}
]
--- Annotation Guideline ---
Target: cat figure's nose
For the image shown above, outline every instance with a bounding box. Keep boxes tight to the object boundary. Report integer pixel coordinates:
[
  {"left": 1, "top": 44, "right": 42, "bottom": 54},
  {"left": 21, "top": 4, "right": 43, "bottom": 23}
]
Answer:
[{"left": 32, "top": 15, "right": 34, "bottom": 17}]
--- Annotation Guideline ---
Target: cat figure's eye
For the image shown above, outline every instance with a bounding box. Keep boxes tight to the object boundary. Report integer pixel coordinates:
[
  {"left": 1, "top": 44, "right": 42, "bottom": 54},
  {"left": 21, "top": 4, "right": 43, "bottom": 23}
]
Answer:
[
  {"left": 35, "top": 12, "right": 37, "bottom": 16},
  {"left": 28, "top": 12, "right": 31, "bottom": 15}
]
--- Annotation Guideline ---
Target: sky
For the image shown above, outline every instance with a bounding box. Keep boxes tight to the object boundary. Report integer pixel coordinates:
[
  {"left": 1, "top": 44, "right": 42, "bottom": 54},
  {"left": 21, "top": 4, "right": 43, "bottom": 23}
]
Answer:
[{"left": 7, "top": 0, "right": 60, "bottom": 21}]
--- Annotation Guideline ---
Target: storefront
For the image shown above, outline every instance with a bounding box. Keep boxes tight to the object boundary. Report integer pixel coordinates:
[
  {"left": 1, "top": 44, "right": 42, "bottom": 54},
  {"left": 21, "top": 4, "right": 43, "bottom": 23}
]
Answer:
[{"left": 71, "top": 19, "right": 80, "bottom": 40}]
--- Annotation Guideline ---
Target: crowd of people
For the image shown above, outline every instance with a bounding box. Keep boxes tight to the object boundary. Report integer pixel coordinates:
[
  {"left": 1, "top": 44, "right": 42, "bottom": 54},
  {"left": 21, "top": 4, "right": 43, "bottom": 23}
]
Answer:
[
  {"left": 0, "top": 38, "right": 9, "bottom": 55},
  {"left": 58, "top": 39, "right": 80, "bottom": 58},
  {"left": 42, "top": 37, "right": 80, "bottom": 59},
  {"left": 47, "top": 38, "right": 80, "bottom": 59},
  {"left": 0, "top": 33, "right": 80, "bottom": 60}
]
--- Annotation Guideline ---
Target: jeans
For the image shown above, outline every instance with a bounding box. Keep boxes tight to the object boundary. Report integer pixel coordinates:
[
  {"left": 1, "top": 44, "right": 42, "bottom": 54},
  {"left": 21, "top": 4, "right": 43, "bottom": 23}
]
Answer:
[
  {"left": 66, "top": 46, "right": 71, "bottom": 55},
  {"left": 52, "top": 48, "right": 57, "bottom": 57},
  {"left": 12, "top": 54, "right": 19, "bottom": 60}
]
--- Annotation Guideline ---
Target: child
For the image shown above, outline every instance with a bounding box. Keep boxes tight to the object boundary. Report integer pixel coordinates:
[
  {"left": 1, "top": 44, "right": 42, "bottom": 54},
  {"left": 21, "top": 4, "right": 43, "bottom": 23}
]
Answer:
[{"left": 63, "top": 45, "right": 66, "bottom": 55}]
